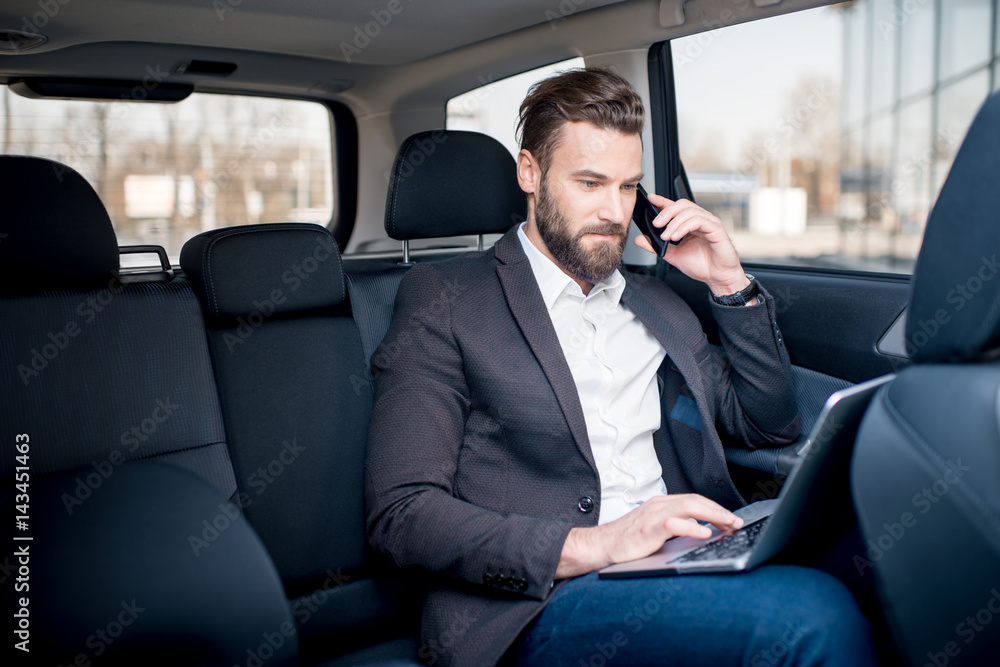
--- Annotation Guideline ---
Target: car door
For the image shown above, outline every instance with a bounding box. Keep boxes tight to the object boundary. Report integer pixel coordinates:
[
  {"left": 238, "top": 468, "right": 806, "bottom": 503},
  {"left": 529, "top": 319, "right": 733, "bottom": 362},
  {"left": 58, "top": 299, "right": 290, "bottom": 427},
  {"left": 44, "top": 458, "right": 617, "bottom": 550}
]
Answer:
[{"left": 641, "top": 1, "right": 965, "bottom": 498}]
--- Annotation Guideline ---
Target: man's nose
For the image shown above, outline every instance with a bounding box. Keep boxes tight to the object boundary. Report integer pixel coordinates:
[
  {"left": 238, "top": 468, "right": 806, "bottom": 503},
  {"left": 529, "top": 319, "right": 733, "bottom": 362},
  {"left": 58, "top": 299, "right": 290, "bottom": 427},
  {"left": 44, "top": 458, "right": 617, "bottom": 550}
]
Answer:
[{"left": 598, "top": 188, "right": 628, "bottom": 224}]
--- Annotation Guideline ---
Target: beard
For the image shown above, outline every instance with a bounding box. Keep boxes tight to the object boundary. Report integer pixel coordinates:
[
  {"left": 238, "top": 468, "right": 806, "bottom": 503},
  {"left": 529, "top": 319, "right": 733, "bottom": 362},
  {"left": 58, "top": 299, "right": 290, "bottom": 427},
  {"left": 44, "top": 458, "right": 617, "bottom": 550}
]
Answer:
[{"left": 534, "top": 178, "right": 628, "bottom": 286}]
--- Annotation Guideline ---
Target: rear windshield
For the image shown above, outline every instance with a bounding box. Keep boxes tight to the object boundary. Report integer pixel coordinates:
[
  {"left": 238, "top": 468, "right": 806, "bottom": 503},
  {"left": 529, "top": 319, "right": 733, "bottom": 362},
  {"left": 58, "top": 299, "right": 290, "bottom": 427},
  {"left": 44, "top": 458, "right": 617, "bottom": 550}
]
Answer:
[{"left": 1, "top": 87, "right": 334, "bottom": 266}]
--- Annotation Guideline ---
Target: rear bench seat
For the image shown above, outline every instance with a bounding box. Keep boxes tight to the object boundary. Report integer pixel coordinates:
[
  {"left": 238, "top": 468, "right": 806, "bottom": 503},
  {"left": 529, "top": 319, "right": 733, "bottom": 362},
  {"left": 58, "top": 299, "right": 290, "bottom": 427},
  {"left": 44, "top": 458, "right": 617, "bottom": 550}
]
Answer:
[
  {"left": 0, "top": 155, "right": 296, "bottom": 665},
  {"left": 179, "top": 224, "right": 422, "bottom": 666},
  {"left": 0, "top": 131, "right": 525, "bottom": 665},
  {"left": 0, "top": 156, "right": 423, "bottom": 666}
]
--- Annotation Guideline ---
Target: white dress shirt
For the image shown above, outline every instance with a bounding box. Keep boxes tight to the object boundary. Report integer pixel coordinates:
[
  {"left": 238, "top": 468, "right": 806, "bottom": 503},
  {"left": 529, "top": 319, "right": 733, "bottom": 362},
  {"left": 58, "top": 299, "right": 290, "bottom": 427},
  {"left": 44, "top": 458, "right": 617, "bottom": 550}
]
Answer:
[{"left": 517, "top": 224, "right": 668, "bottom": 524}]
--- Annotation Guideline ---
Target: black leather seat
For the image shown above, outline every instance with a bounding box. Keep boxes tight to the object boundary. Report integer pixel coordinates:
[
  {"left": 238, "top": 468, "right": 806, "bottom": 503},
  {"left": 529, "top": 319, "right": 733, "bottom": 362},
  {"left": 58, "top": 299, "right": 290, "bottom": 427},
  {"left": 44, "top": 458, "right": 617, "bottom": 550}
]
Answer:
[
  {"left": 850, "top": 90, "right": 1000, "bottom": 667},
  {"left": 0, "top": 156, "right": 296, "bottom": 666}
]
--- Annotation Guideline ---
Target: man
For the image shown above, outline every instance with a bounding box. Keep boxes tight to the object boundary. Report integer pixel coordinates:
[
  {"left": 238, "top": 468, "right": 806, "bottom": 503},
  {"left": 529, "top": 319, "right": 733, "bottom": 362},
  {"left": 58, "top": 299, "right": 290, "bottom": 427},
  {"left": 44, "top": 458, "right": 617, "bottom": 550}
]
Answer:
[{"left": 365, "top": 68, "right": 878, "bottom": 666}]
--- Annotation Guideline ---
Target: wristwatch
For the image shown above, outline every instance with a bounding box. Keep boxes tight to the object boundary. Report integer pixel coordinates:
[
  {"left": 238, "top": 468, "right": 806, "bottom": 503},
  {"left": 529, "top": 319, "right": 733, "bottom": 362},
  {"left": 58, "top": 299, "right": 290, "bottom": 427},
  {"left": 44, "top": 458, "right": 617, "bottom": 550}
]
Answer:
[{"left": 710, "top": 274, "right": 760, "bottom": 307}]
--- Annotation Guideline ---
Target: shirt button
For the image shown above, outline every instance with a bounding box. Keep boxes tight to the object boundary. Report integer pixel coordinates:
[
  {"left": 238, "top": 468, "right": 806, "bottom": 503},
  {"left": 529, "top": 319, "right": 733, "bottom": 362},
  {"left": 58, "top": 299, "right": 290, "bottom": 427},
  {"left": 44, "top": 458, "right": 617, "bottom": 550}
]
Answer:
[{"left": 577, "top": 496, "right": 594, "bottom": 513}]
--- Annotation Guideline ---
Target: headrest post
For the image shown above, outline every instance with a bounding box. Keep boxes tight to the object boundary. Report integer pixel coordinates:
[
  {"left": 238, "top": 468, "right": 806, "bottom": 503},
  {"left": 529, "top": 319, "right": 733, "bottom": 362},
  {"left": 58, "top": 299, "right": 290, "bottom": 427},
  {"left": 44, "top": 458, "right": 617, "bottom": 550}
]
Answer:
[
  {"left": 402, "top": 239, "right": 411, "bottom": 265},
  {"left": 477, "top": 234, "right": 484, "bottom": 252}
]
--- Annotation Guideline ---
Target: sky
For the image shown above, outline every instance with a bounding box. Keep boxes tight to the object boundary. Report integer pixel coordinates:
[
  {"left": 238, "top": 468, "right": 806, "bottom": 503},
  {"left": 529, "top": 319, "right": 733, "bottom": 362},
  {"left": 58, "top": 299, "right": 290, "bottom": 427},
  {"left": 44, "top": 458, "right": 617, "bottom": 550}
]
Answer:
[{"left": 673, "top": 5, "right": 844, "bottom": 168}]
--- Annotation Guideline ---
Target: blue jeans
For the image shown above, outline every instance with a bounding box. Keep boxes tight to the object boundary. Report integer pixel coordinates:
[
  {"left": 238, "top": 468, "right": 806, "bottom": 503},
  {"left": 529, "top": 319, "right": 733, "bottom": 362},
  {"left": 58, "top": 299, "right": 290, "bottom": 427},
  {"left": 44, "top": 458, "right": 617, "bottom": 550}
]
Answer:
[{"left": 512, "top": 565, "right": 879, "bottom": 667}]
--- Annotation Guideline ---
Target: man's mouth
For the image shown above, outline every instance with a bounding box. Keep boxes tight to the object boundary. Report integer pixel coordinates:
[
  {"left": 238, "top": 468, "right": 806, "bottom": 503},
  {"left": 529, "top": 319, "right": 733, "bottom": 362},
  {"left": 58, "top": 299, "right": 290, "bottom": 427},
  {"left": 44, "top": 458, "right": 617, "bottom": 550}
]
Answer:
[{"left": 581, "top": 226, "right": 626, "bottom": 240}]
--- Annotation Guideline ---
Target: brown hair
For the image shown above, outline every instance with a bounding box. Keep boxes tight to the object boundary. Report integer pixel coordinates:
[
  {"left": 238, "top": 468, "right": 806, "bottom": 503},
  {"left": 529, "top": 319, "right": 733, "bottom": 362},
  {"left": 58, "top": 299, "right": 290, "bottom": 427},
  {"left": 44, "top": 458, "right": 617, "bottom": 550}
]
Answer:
[{"left": 517, "top": 66, "right": 645, "bottom": 172}]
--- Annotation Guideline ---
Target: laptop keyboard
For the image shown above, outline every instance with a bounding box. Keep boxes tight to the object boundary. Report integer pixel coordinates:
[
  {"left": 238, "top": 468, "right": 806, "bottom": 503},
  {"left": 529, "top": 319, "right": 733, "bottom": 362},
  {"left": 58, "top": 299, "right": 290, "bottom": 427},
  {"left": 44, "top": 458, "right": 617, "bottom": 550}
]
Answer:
[{"left": 672, "top": 516, "right": 772, "bottom": 563}]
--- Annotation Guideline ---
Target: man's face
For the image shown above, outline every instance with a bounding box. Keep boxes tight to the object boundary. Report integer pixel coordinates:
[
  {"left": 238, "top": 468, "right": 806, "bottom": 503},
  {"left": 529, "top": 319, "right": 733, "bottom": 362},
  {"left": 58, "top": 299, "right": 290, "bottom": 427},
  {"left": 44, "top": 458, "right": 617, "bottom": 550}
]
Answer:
[{"left": 524, "top": 121, "right": 643, "bottom": 287}]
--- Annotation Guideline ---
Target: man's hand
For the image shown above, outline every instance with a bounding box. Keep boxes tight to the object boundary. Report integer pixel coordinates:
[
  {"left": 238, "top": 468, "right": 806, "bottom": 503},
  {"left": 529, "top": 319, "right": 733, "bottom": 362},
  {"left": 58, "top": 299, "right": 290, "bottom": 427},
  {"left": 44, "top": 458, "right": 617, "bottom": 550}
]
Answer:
[
  {"left": 554, "top": 494, "right": 744, "bottom": 579},
  {"left": 634, "top": 194, "right": 749, "bottom": 296}
]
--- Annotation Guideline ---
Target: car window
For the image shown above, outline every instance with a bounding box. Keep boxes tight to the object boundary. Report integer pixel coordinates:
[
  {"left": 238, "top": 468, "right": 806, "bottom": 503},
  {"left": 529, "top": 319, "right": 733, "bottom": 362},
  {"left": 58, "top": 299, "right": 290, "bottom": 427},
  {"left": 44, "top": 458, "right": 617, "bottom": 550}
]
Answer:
[
  {"left": 1, "top": 88, "right": 334, "bottom": 266},
  {"left": 446, "top": 57, "right": 585, "bottom": 159},
  {"left": 670, "top": 0, "right": 995, "bottom": 274},
  {"left": 353, "top": 57, "right": 591, "bottom": 255}
]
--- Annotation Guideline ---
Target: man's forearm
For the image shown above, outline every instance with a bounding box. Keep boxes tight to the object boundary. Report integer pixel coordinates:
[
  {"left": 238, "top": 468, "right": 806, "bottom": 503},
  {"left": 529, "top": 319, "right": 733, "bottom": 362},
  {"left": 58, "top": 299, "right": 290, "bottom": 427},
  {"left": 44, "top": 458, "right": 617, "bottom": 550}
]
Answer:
[
  {"left": 555, "top": 527, "right": 607, "bottom": 579},
  {"left": 709, "top": 285, "right": 800, "bottom": 443}
]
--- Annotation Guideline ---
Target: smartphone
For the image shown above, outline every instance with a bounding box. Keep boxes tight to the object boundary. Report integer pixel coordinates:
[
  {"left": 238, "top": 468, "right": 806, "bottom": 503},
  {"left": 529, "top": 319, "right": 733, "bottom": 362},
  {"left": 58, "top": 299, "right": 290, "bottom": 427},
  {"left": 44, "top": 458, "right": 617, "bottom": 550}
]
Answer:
[{"left": 632, "top": 184, "right": 681, "bottom": 257}]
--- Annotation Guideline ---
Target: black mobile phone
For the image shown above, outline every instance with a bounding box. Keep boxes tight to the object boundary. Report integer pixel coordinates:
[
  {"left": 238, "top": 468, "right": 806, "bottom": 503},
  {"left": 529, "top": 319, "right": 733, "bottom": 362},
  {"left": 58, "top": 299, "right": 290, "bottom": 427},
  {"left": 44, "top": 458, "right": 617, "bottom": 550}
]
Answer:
[{"left": 632, "top": 184, "right": 680, "bottom": 257}]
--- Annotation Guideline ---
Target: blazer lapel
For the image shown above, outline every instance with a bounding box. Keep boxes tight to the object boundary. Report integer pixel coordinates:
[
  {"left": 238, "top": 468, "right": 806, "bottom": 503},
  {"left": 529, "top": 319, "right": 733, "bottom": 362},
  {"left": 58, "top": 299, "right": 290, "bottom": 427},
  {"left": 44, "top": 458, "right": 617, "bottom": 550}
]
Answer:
[{"left": 493, "top": 230, "right": 597, "bottom": 473}]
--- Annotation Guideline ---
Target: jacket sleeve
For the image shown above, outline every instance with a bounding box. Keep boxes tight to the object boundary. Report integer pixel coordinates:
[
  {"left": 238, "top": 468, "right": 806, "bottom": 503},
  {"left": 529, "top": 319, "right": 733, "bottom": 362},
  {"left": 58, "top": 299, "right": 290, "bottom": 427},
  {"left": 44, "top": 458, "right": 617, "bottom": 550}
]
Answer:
[
  {"left": 364, "top": 263, "right": 571, "bottom": 601},
  {"left": 703, "top": 282, "right": 801, "bottom": 448}
]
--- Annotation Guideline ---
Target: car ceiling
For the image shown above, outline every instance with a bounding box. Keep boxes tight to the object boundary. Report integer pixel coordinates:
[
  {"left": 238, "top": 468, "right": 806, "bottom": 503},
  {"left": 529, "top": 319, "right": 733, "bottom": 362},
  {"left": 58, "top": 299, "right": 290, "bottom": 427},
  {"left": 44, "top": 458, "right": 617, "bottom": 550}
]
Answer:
[
  {"left": 0, "top": 0, "right": 629, "bottom": 65},
  {"left": 0, "top": 0, "right": 837, "bottom": 113}
]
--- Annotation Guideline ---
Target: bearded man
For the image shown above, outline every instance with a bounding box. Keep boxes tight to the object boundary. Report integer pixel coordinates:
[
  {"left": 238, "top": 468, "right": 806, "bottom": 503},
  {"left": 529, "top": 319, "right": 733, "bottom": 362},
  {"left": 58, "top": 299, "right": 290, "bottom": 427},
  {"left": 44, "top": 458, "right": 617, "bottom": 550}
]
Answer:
[{"left": 365, "top": 67, "right": 879, "bottom": 667}]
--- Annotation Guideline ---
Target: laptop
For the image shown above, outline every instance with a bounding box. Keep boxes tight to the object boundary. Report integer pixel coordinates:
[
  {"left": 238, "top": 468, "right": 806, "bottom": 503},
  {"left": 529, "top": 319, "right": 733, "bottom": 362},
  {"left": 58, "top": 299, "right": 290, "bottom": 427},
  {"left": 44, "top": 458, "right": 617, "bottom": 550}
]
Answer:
[{"left": 598, "top": 373, "right": 893, "bottom": 578}]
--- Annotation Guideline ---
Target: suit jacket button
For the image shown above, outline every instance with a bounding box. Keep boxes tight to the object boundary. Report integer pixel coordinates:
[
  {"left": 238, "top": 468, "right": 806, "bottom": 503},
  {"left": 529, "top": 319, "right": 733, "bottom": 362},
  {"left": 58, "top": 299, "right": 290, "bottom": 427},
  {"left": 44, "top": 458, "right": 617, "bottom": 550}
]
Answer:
[{"left": 577, "top": 496, "right": 594, "bottom": 513}]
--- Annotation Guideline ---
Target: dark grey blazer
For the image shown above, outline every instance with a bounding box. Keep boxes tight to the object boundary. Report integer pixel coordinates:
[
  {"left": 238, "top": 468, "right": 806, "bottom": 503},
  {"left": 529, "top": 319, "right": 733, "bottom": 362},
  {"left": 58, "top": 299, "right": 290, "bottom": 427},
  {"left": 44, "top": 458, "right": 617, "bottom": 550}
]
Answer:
[{"left": 365, "top": 227, "right": 800, "bottom": 667}]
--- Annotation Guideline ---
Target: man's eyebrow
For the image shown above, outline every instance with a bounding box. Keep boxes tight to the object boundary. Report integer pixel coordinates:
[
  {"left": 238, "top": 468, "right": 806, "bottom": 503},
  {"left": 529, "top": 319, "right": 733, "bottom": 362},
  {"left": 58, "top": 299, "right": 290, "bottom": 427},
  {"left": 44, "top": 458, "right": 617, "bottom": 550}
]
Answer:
[
  {"left": 570, "top": 169, "right": 609, "bottom": 181},
  {"left": 569, "top": 169, "right": 645, "bottom": 183}
]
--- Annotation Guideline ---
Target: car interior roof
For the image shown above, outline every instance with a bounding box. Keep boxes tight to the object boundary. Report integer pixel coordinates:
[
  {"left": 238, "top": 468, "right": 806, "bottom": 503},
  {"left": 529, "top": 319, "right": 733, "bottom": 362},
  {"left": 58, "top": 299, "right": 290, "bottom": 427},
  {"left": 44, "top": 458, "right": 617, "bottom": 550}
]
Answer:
[{"left": 0, "top": 0, "right": 836, "bottom": 116}]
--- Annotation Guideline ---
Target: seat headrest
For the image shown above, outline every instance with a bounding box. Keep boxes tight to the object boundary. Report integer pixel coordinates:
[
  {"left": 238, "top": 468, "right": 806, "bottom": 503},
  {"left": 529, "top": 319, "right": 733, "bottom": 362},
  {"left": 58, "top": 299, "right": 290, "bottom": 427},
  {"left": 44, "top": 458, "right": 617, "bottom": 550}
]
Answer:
[
  {"left": 0, "top": 155, "right": 119, "bottom": 290},
  {"left": 907, "top": 90, "right": 1000, "bottom": 363},
  {"left": 180, "top": 223, "right": 345, "bottom": 320},
  {"left": 384, "top": 130, "right": 526, "bottom": 240}
]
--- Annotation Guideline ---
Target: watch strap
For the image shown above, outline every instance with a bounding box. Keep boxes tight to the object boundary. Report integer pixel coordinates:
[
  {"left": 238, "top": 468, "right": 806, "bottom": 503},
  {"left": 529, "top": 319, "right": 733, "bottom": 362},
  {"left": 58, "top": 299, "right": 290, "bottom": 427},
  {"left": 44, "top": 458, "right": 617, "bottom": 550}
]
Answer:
[{"left": 711, "top": 274, "right": 759, "bottom": 307}]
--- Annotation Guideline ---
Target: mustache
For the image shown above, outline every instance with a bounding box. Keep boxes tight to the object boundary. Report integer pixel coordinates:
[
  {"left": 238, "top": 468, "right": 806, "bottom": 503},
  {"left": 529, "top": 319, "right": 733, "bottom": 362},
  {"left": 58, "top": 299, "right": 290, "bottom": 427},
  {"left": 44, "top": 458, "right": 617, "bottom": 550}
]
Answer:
[{"left": 578, "top": 223, "right": 628, "bottom": 238}]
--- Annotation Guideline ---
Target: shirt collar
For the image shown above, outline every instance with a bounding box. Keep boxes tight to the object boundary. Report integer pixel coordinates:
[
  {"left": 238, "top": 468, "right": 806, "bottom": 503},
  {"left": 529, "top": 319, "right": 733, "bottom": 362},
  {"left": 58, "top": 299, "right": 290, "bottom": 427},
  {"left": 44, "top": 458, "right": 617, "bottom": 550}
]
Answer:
[{"left": 516, "top": 222, "right": 625, "bottom": 310}]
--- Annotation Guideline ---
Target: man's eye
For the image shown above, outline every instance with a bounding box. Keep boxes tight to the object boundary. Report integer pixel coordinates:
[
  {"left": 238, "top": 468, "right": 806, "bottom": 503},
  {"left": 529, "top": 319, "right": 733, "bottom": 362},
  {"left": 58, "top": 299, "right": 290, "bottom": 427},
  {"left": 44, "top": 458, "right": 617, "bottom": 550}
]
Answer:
[
  {"left": 583, "top": 181, "right": 597, "bottom": 189},
  {"left": 622, "top": 184, "right": 636, "bottom": 192}
]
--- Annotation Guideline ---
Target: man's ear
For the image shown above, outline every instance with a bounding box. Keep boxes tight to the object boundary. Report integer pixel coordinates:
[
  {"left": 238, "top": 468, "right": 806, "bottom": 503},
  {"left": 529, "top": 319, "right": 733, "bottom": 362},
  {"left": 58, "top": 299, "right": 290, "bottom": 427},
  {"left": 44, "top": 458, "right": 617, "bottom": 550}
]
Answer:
[{"left": 516, "top": 149, "right": 540, "bottom": 195}]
